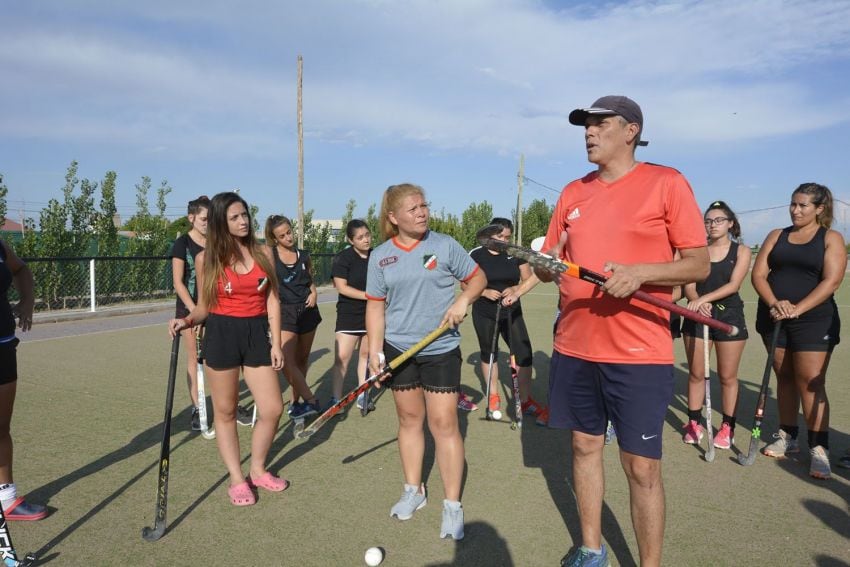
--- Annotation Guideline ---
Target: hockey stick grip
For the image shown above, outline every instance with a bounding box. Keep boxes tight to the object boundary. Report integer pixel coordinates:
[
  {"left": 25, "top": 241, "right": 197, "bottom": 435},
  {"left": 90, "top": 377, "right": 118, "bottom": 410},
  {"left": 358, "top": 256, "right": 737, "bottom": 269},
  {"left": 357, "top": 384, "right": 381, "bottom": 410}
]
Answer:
[{"left": 480, "top": 237, "right": 738, "bottom": 337}]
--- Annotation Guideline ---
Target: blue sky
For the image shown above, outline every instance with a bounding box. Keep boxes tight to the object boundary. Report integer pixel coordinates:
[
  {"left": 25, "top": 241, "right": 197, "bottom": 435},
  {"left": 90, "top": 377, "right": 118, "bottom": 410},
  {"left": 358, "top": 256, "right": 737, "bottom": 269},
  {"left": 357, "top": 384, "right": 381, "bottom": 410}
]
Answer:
[{"left": 2, "top": 0, "right": 850, "bottom": 245}]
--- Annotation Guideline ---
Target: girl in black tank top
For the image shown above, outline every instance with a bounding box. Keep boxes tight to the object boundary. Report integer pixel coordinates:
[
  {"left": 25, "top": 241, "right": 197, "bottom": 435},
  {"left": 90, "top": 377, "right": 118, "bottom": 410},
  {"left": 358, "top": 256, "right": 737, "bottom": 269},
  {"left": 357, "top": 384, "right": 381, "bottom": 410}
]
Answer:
[
  {"left": 265, "top": 215, "right": 323, "bottom": 417},
  {"left": 751, "top": 183, "right": 846, "bottom": 479},
  {"left": 681, "top": 201, "right": 751, "bottom": 451}
]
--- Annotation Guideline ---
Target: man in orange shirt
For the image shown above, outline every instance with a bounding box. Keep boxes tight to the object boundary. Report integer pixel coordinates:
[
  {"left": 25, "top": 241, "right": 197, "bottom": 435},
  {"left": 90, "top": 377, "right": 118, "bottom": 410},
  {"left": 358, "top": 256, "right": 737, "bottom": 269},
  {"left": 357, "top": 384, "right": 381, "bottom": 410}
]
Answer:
[{"left": 539, "top": 96, "right": 708, "bottom": 567}]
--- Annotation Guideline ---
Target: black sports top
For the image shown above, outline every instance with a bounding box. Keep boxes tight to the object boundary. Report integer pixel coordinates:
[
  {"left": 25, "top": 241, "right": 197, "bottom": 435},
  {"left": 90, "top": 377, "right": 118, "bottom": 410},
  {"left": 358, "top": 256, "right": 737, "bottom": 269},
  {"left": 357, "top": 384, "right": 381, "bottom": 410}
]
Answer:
[
  {"left": 274, "top": 247, "right": 313, "bottom": 304},
  {"left": 697, "top": 241, "right": 743, "bottom": 308},
  {"left": 469, "top": 246, "right": 527, "bottom": 320},
  {"left": 766, "top": 226, "right": 834, "bottom": 318},
  {"left": 0, "top": 244, "right": 16, "bottom": 337}
]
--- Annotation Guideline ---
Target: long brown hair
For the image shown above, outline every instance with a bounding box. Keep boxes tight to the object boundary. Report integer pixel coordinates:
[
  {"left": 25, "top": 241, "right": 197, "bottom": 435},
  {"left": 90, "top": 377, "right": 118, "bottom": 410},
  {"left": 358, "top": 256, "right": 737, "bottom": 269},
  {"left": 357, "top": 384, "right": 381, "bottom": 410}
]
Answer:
[
  {"left": 378, "top": 183, "right": 426, "bottom": 239},
  {"left": 201, "top": 192, "right": 277, "bottom": 309}
]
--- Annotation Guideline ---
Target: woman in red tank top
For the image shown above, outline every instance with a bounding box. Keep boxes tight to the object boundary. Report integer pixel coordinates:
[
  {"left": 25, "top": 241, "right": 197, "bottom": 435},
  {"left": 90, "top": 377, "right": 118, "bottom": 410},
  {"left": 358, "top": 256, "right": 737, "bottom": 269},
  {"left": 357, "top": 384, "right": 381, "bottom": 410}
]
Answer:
[{"left": 170, "top": 192, "right": 288, "bottom": 506}]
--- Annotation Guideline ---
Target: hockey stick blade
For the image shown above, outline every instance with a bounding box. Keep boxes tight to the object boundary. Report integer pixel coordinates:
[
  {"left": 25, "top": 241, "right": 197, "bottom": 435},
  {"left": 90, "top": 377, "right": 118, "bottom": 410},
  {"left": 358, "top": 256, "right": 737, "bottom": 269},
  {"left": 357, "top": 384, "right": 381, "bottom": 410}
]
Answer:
[
  {"left": 296, "top": 324, "right": 450, "bottom": 439},
  {"left": 738, "top": 322, "right": 782, "bottom": 466},
  {"left": 478, "top": 233, "right": 738, "bottom": 337}
]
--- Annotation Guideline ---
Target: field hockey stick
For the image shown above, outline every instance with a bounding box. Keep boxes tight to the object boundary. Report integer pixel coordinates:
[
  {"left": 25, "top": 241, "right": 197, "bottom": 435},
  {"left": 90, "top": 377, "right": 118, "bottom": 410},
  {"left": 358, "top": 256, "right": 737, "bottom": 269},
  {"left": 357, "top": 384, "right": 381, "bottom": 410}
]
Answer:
[
  {"left": 477, "top": 231, "right": 739, "bottom": 337},
  {"left": 195, "top": 327, "right": 215, "bottom": 440},
  {"left": 703, "top": 324, "right": 715, "bottom": 462},
  {"left": 142, "top": 334, "right": 180, "bottom": 542},
  {"left": 484, "top": 302, "right": 502, "bottom": 420},
  {"left": 296, "top": 324, "right": 450, "bottom": 439},
  {"left": 0, "top": 506, "right": 36, "bottom": 566},
  {"left": 508, "top": 307, "right": 522, "bottom": 431},
  {"left": 251, "top": 404, "right": 257, "bottom": 428},
  {"left": 738, "top": 321, "right": 782, "bottom": 466}
]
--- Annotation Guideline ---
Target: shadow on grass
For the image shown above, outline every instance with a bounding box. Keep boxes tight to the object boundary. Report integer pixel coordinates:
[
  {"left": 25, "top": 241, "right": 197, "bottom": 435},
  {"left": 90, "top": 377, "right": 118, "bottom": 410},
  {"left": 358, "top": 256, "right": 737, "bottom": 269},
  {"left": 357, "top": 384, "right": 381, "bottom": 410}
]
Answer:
[
  {"left": 28, "top": 420, "right": 196, "bottom": 563},
  {"left": 425, "top": 521, "right": 513, "bottom": 566}
]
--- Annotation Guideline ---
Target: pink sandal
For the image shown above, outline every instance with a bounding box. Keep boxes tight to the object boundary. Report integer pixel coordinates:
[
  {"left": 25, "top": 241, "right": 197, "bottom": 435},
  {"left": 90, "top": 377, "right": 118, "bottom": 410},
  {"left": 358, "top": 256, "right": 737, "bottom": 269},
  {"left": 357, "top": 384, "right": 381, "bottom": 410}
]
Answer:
[
  {"left": 248, "top": 472, "right": 290, "bottom": 493},
  {"left": 228, "top": 481, "right": 256, "bottom": 506}
]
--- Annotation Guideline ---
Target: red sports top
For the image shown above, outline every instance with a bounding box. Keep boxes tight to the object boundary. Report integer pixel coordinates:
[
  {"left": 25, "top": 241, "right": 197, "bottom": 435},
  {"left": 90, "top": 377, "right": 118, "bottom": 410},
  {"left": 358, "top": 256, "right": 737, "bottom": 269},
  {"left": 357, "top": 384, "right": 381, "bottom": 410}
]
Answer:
[
  {"left": 210, "top": 262, "right": 270, "bottom": 317},
  {"left": 542, "top": 162, "right": 706, "bottom": 364}
]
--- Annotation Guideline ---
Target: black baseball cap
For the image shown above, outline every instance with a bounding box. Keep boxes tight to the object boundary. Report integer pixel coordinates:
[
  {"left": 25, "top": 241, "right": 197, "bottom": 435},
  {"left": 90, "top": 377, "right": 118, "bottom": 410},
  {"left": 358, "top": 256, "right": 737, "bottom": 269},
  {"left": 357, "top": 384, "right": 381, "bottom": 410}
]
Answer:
[{"left": 568, "top": 95, "right": 649, "bottom": 146}]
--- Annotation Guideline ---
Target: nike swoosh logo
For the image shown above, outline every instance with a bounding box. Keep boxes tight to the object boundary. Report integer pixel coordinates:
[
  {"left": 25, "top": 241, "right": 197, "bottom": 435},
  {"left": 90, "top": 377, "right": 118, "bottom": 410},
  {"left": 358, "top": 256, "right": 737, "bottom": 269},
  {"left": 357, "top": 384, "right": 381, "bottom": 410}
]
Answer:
[{"left": 641, "top": 434, "right": 658, "bottom": 440}]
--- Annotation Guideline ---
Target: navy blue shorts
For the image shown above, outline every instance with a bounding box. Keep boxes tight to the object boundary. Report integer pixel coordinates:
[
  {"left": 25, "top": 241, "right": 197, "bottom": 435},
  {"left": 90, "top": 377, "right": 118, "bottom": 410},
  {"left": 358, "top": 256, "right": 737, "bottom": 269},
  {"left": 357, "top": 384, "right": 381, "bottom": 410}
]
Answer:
[{"left": 547, "top": 351, "right": 674, "bottom": 459}]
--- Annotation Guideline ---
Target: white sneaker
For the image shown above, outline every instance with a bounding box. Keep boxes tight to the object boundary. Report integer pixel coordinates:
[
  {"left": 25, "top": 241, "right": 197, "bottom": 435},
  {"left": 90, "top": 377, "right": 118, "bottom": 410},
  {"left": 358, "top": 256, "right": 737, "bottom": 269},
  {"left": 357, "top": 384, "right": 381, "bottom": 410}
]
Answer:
[
  {"left": 762, "top": 430, "right": 800, "bottom": 458},
  {"left": 809, "top": 446, "right": 831, "bottom": 479},
  {"left": 439, "top": 500, "right": 464, "bottom": 540},
  {"left": 390, "top": 484, "right": 426, "bottom": 520}
]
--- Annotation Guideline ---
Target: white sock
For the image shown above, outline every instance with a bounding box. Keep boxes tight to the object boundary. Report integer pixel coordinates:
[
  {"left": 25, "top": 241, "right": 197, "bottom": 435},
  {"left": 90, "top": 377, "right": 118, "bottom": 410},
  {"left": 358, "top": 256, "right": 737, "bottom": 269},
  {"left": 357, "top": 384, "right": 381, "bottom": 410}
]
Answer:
[{"left": 0, "top": 482, "right": 17, "bottom": 509}]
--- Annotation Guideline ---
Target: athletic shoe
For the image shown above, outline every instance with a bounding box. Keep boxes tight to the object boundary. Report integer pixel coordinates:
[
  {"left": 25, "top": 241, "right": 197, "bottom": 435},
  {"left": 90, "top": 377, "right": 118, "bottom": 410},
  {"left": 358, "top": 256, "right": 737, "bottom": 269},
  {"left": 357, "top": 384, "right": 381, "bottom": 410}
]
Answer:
[
  {"left": 286, "top": 401, "right": 299, "bottom": 416},
  {"left": 604, "top": 421, "right": 616, "bottom": 445},
  {"left": 535, "top": 406, "right": 549, "bottom": 427},
  {"left": 838, "top": 449, "right": 850, "bottom": 469},
  {"left": 390, "top": 484, "right": 427, "bottom": 520},
  {"left": 762, "top": 430, "right": 800, "bottom": 458},
  {"left": 356, "top": 392, "right": 367, "bottom": 411},
  {"left": 488, "top": 393, "right": 501, "bottom": 413},
  {"left": 457, "top": 392, "right": 478, "bottom": 412},
  {"left": 714, "top": 423, "right": 734, "bottom": 450},
  {"left": 2, "top": 497, "right": 48, "bottom": 521},
  {"left": 440, "top": 500, "right": 464, "bottom": 540},
  {"left": 190, "top": 407, "right": 201, "bottom": 431},
  {"left": 290, "top": 400, "right": 320, "bottom": 420},
  {"left": 236, "top": 405, "right": 254, "bottom": 426},
  {"left": 561, "top": 544, "right": 610, "bottom": 567},
  {"left": 809, "top": 446, "right": 831, "bottom": 479},
  {"left": 682, "top": 420, "right": 704, "bottom": 444},
  {"left": 522, "top": 398, "right": 544, "bottom": 417}
]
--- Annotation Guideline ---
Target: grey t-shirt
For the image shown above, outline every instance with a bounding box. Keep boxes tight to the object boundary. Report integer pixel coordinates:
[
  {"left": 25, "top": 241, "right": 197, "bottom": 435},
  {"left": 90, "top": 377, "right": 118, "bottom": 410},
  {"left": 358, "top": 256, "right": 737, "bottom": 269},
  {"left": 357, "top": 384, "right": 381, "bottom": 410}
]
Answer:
[{"left": 366, "top": 230, "right": 479, "bottom": 355}]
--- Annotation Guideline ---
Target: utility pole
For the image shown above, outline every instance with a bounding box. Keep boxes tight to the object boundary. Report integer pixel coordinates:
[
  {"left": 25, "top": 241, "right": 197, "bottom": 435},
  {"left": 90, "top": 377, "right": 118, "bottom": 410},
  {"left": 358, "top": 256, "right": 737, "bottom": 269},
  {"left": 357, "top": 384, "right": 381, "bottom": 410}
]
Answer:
[
  {"left": 516, "top": 154, "right": 524, "bottom": 245},
  {"left": 297, "top": 55, "right": 305, "bottom": 249}
]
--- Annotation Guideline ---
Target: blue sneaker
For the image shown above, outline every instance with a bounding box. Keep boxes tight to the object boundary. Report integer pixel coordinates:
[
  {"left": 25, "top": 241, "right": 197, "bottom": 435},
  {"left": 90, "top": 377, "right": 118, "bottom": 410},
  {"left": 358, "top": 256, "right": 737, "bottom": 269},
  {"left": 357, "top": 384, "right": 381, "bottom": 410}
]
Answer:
[
  {"left": 390, "top": 484, "right": 426, "bottom": 520},
  {"left": 561, "top": 545, "right": 609, "bottom": 567},
  {"left": 290, "top": 400, "right": 320, "bottom": 419}
]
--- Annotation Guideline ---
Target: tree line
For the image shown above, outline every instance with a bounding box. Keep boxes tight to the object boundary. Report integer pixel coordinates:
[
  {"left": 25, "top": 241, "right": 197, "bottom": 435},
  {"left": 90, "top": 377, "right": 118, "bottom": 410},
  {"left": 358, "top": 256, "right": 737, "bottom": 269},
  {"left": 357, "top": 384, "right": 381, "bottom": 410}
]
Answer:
[{"left": 0, "top": 162, "right": 554, "bottom": 257}]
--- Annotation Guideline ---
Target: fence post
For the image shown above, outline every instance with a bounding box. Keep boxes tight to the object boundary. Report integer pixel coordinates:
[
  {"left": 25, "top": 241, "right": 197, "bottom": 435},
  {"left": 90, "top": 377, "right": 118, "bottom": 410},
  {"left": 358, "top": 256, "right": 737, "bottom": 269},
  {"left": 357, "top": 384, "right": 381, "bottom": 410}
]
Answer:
[{"left": 90, "top": 259, "right": 96, "bottom": 312}]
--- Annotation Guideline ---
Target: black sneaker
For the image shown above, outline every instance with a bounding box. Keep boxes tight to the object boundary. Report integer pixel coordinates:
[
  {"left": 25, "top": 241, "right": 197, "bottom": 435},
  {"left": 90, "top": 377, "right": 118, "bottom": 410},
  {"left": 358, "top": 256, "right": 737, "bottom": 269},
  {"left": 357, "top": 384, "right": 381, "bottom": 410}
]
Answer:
[
  {"left": 290, "top": 399, "right": 320, "bottom": 419},
  {"left": 191, "top": 407, "right": 201, "bottom": 431},
  {"left": 236, "top": 405, "right": 254, "bottom": 427}
]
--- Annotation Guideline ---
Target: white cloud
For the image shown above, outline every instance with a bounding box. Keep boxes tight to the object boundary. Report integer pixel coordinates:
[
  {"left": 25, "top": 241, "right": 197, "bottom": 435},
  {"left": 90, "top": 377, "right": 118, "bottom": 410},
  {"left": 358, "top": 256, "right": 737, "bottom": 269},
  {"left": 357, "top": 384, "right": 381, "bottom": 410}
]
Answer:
[{"left": 2, "top": 0, "right": 850, "bottom": 160}]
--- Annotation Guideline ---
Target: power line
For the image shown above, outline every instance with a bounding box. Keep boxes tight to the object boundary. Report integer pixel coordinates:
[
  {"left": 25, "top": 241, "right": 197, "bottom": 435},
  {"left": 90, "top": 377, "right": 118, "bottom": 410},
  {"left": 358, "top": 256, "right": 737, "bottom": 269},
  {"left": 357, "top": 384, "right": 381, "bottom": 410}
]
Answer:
[{"left": 522, "top": 176, "right": 561, "bottom": 194}]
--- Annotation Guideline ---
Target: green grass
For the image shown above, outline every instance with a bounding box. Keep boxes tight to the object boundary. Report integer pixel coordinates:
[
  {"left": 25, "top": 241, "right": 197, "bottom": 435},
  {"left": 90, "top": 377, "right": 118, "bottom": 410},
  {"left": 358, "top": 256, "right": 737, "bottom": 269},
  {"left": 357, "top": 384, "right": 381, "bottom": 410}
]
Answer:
[{"left": 10, "top": 282, "right": 850, "bottom": 566}]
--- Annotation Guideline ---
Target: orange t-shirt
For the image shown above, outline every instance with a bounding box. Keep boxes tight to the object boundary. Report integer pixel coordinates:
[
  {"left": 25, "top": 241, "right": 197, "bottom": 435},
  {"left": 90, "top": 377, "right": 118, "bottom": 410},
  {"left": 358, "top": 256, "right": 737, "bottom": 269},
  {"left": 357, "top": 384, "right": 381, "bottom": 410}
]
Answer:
[{"left": 542, "top": 162, "right": 706, "bottom": 364}]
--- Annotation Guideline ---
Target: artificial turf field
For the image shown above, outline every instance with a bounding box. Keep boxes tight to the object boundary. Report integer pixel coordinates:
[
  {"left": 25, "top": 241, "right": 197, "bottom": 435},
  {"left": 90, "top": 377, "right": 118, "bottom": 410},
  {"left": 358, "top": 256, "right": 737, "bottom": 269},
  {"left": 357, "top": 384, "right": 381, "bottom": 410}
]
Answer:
[{"left": 9, "top": 280, "right": 850, "bottom": 566}]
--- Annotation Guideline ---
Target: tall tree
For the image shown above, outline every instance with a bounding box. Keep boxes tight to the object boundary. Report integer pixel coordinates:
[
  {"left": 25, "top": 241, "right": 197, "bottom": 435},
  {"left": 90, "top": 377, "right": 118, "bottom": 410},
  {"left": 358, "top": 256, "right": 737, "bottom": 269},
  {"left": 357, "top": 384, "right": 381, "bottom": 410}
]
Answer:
[
  {"left": 519, "top": 198, "right": 553, "bottom": 247},
  {"left": 337, "top": 199, "right": 357, "bottom": 251},
  {"left": 96, "top": 171, "right": 120, "bottom": 256},
  {"left": 365, "top": 203, "right": 381, "bottom": 245},
  {"left": 458, "top": 201, "right": 493, "bottom": 249}
]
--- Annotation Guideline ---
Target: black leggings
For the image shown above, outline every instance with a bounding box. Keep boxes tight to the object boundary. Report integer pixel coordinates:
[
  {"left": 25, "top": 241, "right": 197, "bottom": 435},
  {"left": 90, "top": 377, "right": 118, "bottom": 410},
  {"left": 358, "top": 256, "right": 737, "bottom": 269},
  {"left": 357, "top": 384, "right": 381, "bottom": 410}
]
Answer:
[{"left": 472, "top": 310, "right": 533, "bottom": 367}]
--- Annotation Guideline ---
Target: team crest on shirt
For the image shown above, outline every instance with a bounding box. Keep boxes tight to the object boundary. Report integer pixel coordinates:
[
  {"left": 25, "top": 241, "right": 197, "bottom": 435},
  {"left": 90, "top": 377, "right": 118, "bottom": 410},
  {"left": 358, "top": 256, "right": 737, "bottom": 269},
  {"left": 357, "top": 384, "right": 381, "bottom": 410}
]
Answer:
[{"left": 423, "top": 254, "right": 437, "bottom": 270}]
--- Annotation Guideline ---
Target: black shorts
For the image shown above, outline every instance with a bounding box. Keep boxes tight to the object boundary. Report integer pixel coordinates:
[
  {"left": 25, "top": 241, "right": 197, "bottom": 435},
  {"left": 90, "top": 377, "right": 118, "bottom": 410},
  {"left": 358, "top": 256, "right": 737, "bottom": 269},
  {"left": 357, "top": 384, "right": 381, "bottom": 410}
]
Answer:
[
  {"left": 203, "top": 314, "right": 272, "bottom": 369},
  {"left": 756, "top": 305, "right": 840, "bottom": 352},
  {"left": 0, "top": 337, "right": 20, "bottom": 385},
  {"left": 472, "top": 312, "right": 533, "bottom": 367},
  {"left": 281, "top": 303, "right": 322, "bottom": 334},
  {"left": 384, "top": 342, "right": 461, "bottom": 394},
  {"left": 335, "top": 309, "right": 366, "bottom": 334},
  {"left": 547, "top": 351, "right": 674, "bottom": 459},
  {"left": 681, "top": 303, "right": 748, "bottom": 342}
]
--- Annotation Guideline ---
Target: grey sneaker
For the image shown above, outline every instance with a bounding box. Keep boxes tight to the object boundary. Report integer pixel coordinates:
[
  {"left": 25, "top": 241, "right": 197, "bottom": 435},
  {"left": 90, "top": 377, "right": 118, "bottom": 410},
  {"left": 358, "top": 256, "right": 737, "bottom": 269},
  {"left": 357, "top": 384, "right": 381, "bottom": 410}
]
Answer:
[
  {"left": 762, "top": 430, "right": 800, "bottom": 458},
  {"left": 604, "top": 421, "right": 616, "bottom": 445},
  {"left": 440, "top": 500, "right": 464, "bottom": 540},
  {"left": 810, "top": 446, "right": 831, "bottom": 479},
  {"left": 390, "top": 484, "right": 426, "bottom": 520},
  {"left": 236, "top": 405, "right": 254, "bottom": 427},
  {"left": 561, "top": 545, "right": 610, "bottom": 567}
]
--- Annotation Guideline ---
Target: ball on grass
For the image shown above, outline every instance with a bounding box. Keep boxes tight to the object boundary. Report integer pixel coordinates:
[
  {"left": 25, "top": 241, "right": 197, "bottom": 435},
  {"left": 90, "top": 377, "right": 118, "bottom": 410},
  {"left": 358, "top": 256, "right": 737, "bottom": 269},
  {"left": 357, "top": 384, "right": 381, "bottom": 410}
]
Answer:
[
  {"left": 491, "top": 410, "right": 502, "bottom": 421},
  {"left": 365, "top": 546, "right": 384, "bottom": 566}
]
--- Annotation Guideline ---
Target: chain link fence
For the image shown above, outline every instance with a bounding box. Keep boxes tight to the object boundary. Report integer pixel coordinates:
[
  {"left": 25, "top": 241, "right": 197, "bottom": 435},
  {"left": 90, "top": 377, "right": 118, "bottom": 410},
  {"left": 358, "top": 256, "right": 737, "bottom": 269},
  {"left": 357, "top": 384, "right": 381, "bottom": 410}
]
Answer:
[{"left": 8, "top": 253, "right": 337, "bottom": 313}]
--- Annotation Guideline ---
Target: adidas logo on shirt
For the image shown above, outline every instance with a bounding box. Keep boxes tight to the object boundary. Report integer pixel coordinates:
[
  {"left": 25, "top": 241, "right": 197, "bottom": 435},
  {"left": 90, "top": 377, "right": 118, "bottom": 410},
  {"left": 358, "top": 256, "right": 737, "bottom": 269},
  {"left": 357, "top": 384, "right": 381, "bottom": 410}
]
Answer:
[{"left": 567, "top": 208, "right": 581, "bottom": 221}]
